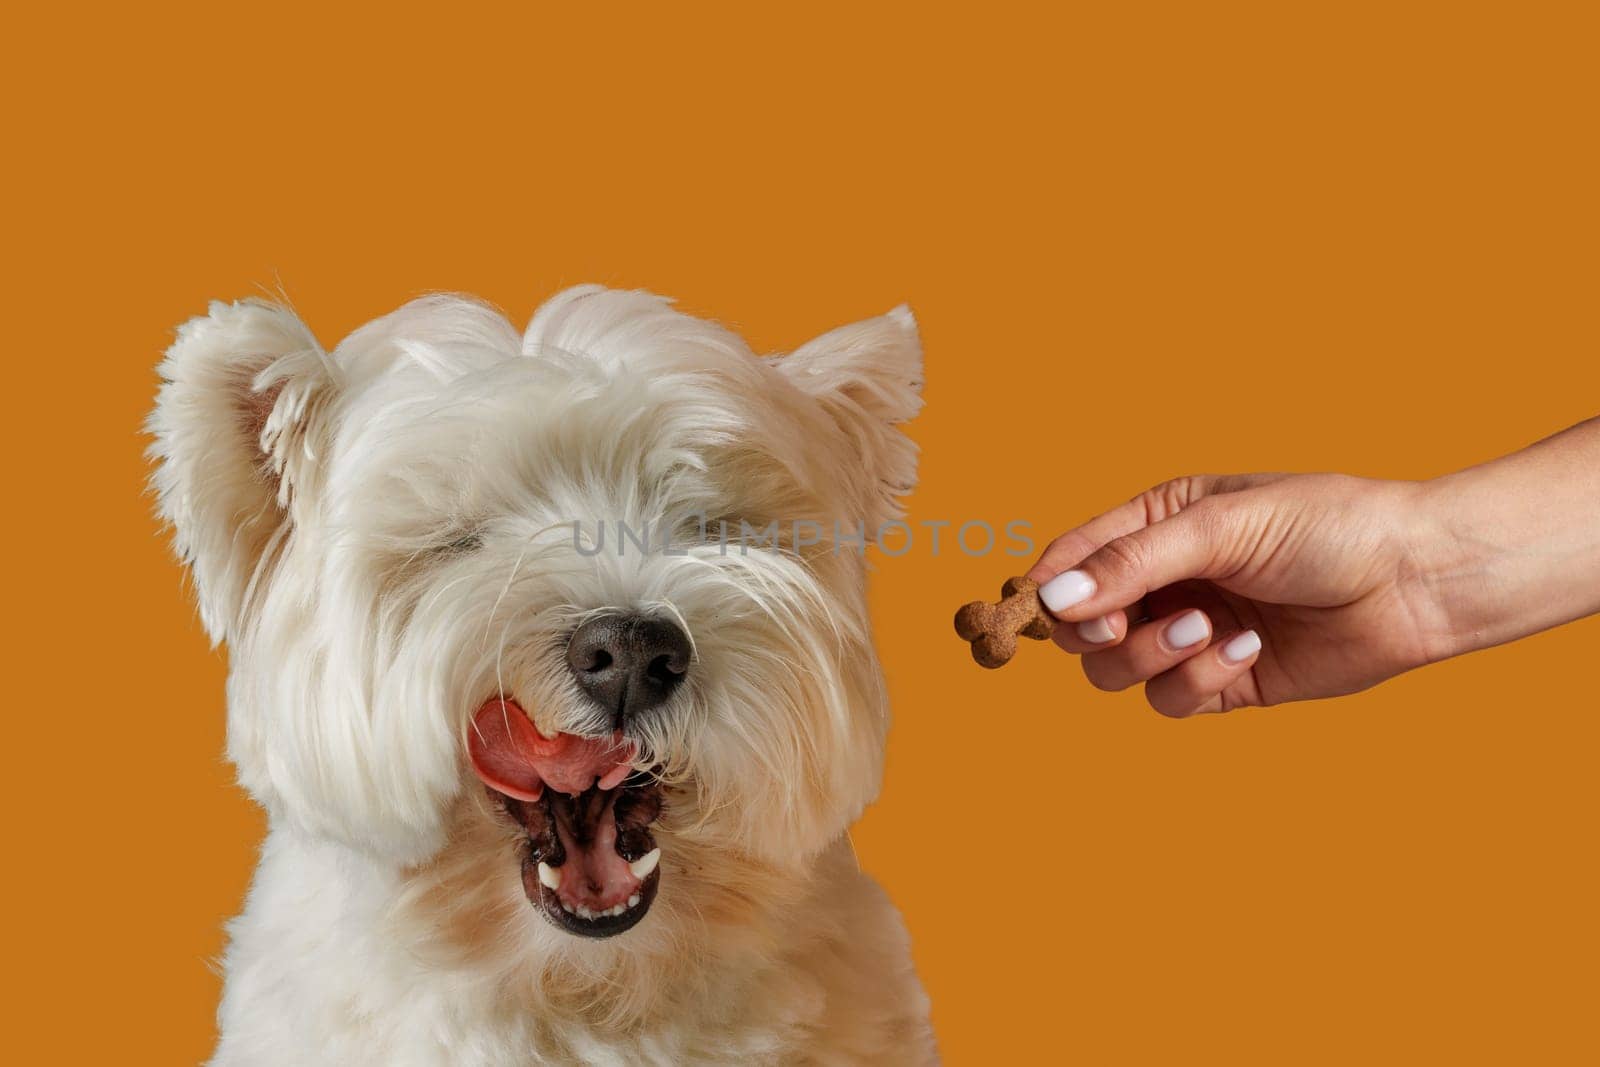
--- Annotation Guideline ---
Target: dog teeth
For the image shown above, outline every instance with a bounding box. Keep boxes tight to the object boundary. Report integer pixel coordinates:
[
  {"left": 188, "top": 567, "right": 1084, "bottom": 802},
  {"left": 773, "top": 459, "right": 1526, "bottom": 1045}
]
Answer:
[
  {"left": 537, "top": 861, "right": 562, "bottom": 891},
  {"left": 628, "top": 848, "right": 661, "bottom": 880},
  {"left": 560, "top": 893, "right": 645, "bottom": 922}
]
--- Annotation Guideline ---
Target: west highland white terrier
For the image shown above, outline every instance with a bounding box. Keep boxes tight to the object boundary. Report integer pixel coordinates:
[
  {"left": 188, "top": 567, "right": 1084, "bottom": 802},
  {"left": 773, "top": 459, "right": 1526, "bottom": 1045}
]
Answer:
[{"left": 149, "top": 286, "right": 936, "bottom": 1065}]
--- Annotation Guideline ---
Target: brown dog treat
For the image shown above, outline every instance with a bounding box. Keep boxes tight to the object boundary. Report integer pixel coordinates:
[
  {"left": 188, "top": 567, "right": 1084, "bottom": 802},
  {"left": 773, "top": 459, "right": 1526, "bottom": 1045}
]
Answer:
[{"left": 953, "top": 576, "right": 1056, "bottom": 668}]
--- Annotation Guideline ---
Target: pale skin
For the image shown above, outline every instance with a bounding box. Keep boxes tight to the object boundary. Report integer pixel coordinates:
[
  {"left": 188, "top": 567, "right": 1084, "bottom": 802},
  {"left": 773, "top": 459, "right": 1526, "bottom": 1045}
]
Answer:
[{"left": 1027, "top": 417, "right": 1600, "bottom": 717}]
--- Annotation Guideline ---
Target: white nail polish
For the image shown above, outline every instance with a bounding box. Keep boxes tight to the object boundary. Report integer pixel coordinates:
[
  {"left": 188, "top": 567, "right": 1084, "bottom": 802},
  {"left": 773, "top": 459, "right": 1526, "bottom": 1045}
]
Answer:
[
  {"left": 1040, "top": 570, "right": 1095, "bottom": 612},
  {"left": 1076, "top": 616, "right": 1116, "bottom": 644},
  {"left": 1164, "top": 609, "right": 1210, "bottom": 650},
  {"left": 1221, "top": 629, "right": 1262, "bottom": 664}
]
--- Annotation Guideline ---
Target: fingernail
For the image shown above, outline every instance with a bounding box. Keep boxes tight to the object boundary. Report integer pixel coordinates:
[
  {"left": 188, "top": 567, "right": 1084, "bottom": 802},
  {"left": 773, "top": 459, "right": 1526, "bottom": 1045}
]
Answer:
[
  {"left": 1163, "top": 609, "right": 1210, "bottom": 650},
  {"left": 1039, "top": 570, "right": 1095, "bottom": 612},
  {"left": 1221, "top": 629, "right": 1262, "bottom": 664},
  {"left": 1076, "top": 615, "right": 1116, "bottom": 644}
]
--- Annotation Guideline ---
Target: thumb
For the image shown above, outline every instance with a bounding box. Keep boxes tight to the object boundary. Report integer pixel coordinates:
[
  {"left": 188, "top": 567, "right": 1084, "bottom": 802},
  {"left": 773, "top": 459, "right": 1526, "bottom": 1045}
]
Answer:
[{"left": 1034, "top": 502, "right": 1234, "bottom": 622}]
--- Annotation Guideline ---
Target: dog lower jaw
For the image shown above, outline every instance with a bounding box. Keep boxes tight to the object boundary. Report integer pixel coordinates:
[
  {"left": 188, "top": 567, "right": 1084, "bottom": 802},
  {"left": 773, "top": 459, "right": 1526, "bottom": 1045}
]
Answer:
[
  {"left": 524, "top": 858, "right": 662, "bottom": 938},
  {"left": 502, "top": 775, "right": 665, "bottom": 940}
]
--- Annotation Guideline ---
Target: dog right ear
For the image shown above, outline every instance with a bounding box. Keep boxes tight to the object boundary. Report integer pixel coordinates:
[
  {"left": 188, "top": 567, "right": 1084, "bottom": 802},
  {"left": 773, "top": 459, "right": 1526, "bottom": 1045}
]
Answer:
[
  {"left": 778, "top": 305, "right": 924, "bottom": 533},
  {"left": 148, "top": 299, "right": 336, "bottom": 645}
]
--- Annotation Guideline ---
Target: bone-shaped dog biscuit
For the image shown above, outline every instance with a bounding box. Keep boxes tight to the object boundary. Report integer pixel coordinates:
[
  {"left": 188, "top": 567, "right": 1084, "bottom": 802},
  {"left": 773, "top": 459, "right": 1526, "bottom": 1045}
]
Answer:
[{"left": 953, "top": 576, "right": 1056, "bottom": 668}]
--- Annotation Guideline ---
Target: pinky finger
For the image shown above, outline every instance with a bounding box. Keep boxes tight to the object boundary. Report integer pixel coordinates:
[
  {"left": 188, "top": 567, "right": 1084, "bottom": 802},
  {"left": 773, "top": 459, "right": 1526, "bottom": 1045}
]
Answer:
[{"left": 1143, "top": 630, "right": 1263, "bottom": 718}]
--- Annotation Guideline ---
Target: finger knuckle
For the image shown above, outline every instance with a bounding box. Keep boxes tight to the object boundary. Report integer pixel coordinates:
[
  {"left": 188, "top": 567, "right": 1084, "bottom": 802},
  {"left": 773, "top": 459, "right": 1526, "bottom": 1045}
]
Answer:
[
  {"left": 1183, "top": 494, "right": 1231, "bottom": 534},
  {"left": 1143, "top": 680, "right": 1173, "bottom": 715},
  {"left": 1080, "top": 655, "right": 1128, "bottom": 693},
  {"left": 1038, "top": 530, "right": 1096, "bottom": 572},
  {"left": 1174, "top": 506, "right": 1222, "bottom": 557},
  {"left": 1095, "top": 534, "right": 1150, "bottom": 582},
  {"left": 1215, "top": 687, "right": 1259, "bottom": 713},
  {"left": 1144, "top": 679, "right": 1200, "bottom": 718},
  {"left": 1140, "top": 476, "right": 1213, "bottom": 522}
]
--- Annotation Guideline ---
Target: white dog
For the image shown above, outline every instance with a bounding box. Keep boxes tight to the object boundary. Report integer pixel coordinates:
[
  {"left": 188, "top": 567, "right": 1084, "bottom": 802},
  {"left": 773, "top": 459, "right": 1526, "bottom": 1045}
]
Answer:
[{"left": 149, "top": 286, "right": 936, "bottom": 1065}]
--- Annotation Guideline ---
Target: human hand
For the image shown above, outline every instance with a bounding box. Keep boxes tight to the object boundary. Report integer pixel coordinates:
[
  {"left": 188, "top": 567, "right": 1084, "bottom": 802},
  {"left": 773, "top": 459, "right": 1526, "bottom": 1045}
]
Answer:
[{"left": 1026, "top": 472, "right": 1453, "bottom": 717}]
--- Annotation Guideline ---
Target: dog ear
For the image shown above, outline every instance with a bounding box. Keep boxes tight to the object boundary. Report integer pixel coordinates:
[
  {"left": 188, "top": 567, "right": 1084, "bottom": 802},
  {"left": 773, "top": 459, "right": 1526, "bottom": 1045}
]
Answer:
[
  {"left": 148, "top": 299, "right": 336, "bottom": 644},
  {"left": 779, "top": 305, "right": 924, "bottom": 529}
]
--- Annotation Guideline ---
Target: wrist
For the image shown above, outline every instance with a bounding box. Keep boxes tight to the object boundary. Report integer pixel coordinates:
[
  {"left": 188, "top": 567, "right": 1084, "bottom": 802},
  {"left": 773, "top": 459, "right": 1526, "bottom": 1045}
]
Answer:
[
  {"left": 1411, "top": 431, "right": 1600, "bottom": 660},
  {"left": 1408, "top": 471, "right": 1500, "bottom": 662},
  {"left": 1384, "top": 477, "right": 1475, "bottom": 666}
]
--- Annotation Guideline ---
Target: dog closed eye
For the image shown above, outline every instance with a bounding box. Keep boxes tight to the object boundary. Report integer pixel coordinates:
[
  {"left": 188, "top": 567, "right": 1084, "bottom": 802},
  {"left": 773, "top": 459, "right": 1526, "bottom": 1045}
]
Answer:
[{"left": 435, "top": 530, "right": 484, "bottom": 555}]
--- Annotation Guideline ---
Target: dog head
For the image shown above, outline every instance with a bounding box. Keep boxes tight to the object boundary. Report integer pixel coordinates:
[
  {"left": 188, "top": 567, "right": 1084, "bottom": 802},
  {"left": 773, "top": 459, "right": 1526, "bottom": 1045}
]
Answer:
[{"left": 150, "top": 286, "right": 921, "bottom": 944}]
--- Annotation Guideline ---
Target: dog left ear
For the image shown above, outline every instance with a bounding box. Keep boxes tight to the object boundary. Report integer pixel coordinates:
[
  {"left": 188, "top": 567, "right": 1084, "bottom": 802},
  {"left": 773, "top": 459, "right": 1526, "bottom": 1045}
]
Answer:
[
  {"left": 779, "top": 305, "right": 924, "bottom": 528},
  {"left": 148, "top": 299, "right": 336, "bottom": 644}
]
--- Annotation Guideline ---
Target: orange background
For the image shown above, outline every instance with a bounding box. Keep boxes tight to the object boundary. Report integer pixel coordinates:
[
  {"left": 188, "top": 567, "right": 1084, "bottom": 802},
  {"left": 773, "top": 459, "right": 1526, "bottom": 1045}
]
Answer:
[{"left": 7, "top": 3, "right": 1599, "bottom": 1063}]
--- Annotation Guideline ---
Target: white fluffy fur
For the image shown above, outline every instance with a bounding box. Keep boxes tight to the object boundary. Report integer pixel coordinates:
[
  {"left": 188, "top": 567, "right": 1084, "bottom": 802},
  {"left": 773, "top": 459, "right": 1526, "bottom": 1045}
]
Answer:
[{"left": 149, "top": 286, "right": 935, "bottom": 1064}]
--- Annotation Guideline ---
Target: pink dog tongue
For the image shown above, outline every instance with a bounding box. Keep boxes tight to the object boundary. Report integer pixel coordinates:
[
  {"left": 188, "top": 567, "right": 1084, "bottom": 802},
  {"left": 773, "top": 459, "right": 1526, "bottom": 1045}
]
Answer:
[{"left": 468, "top": 699, "right": 635, "bottom": 800}]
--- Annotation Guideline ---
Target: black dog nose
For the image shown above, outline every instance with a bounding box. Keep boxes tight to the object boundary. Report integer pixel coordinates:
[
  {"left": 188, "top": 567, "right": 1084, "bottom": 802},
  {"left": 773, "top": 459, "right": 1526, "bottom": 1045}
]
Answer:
[{"left": 565, "top": 614, "right": 692, "bottom": 724}]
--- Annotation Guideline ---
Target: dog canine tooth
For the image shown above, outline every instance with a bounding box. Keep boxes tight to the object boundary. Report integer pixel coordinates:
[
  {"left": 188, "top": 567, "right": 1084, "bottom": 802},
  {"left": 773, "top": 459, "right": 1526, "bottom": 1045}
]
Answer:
[
  {"left": 537, "top": 861, "right": 562, "bottom": 891},
  {"left": 628, "top": 848, "right": 661, "bottom": 880},
  {"left": 627, "top": 894, "right": 641, "bottom": 909}
]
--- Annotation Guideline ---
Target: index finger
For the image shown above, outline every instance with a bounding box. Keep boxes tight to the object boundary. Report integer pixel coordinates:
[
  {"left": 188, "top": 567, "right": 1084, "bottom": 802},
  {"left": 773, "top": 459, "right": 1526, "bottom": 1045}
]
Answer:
[
  {"left": 1026, "top": 473, "right": 1269, "bottom": 583},
  {"left": 1025, "top": 496, "right": 1159, "bottom": 584}
]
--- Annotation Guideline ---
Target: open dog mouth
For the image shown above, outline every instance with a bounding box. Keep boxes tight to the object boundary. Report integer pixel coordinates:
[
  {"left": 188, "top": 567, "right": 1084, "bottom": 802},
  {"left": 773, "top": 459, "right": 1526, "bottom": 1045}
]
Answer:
[{"left": 469, "top": 699, "right": 663, "bottom": 938}]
